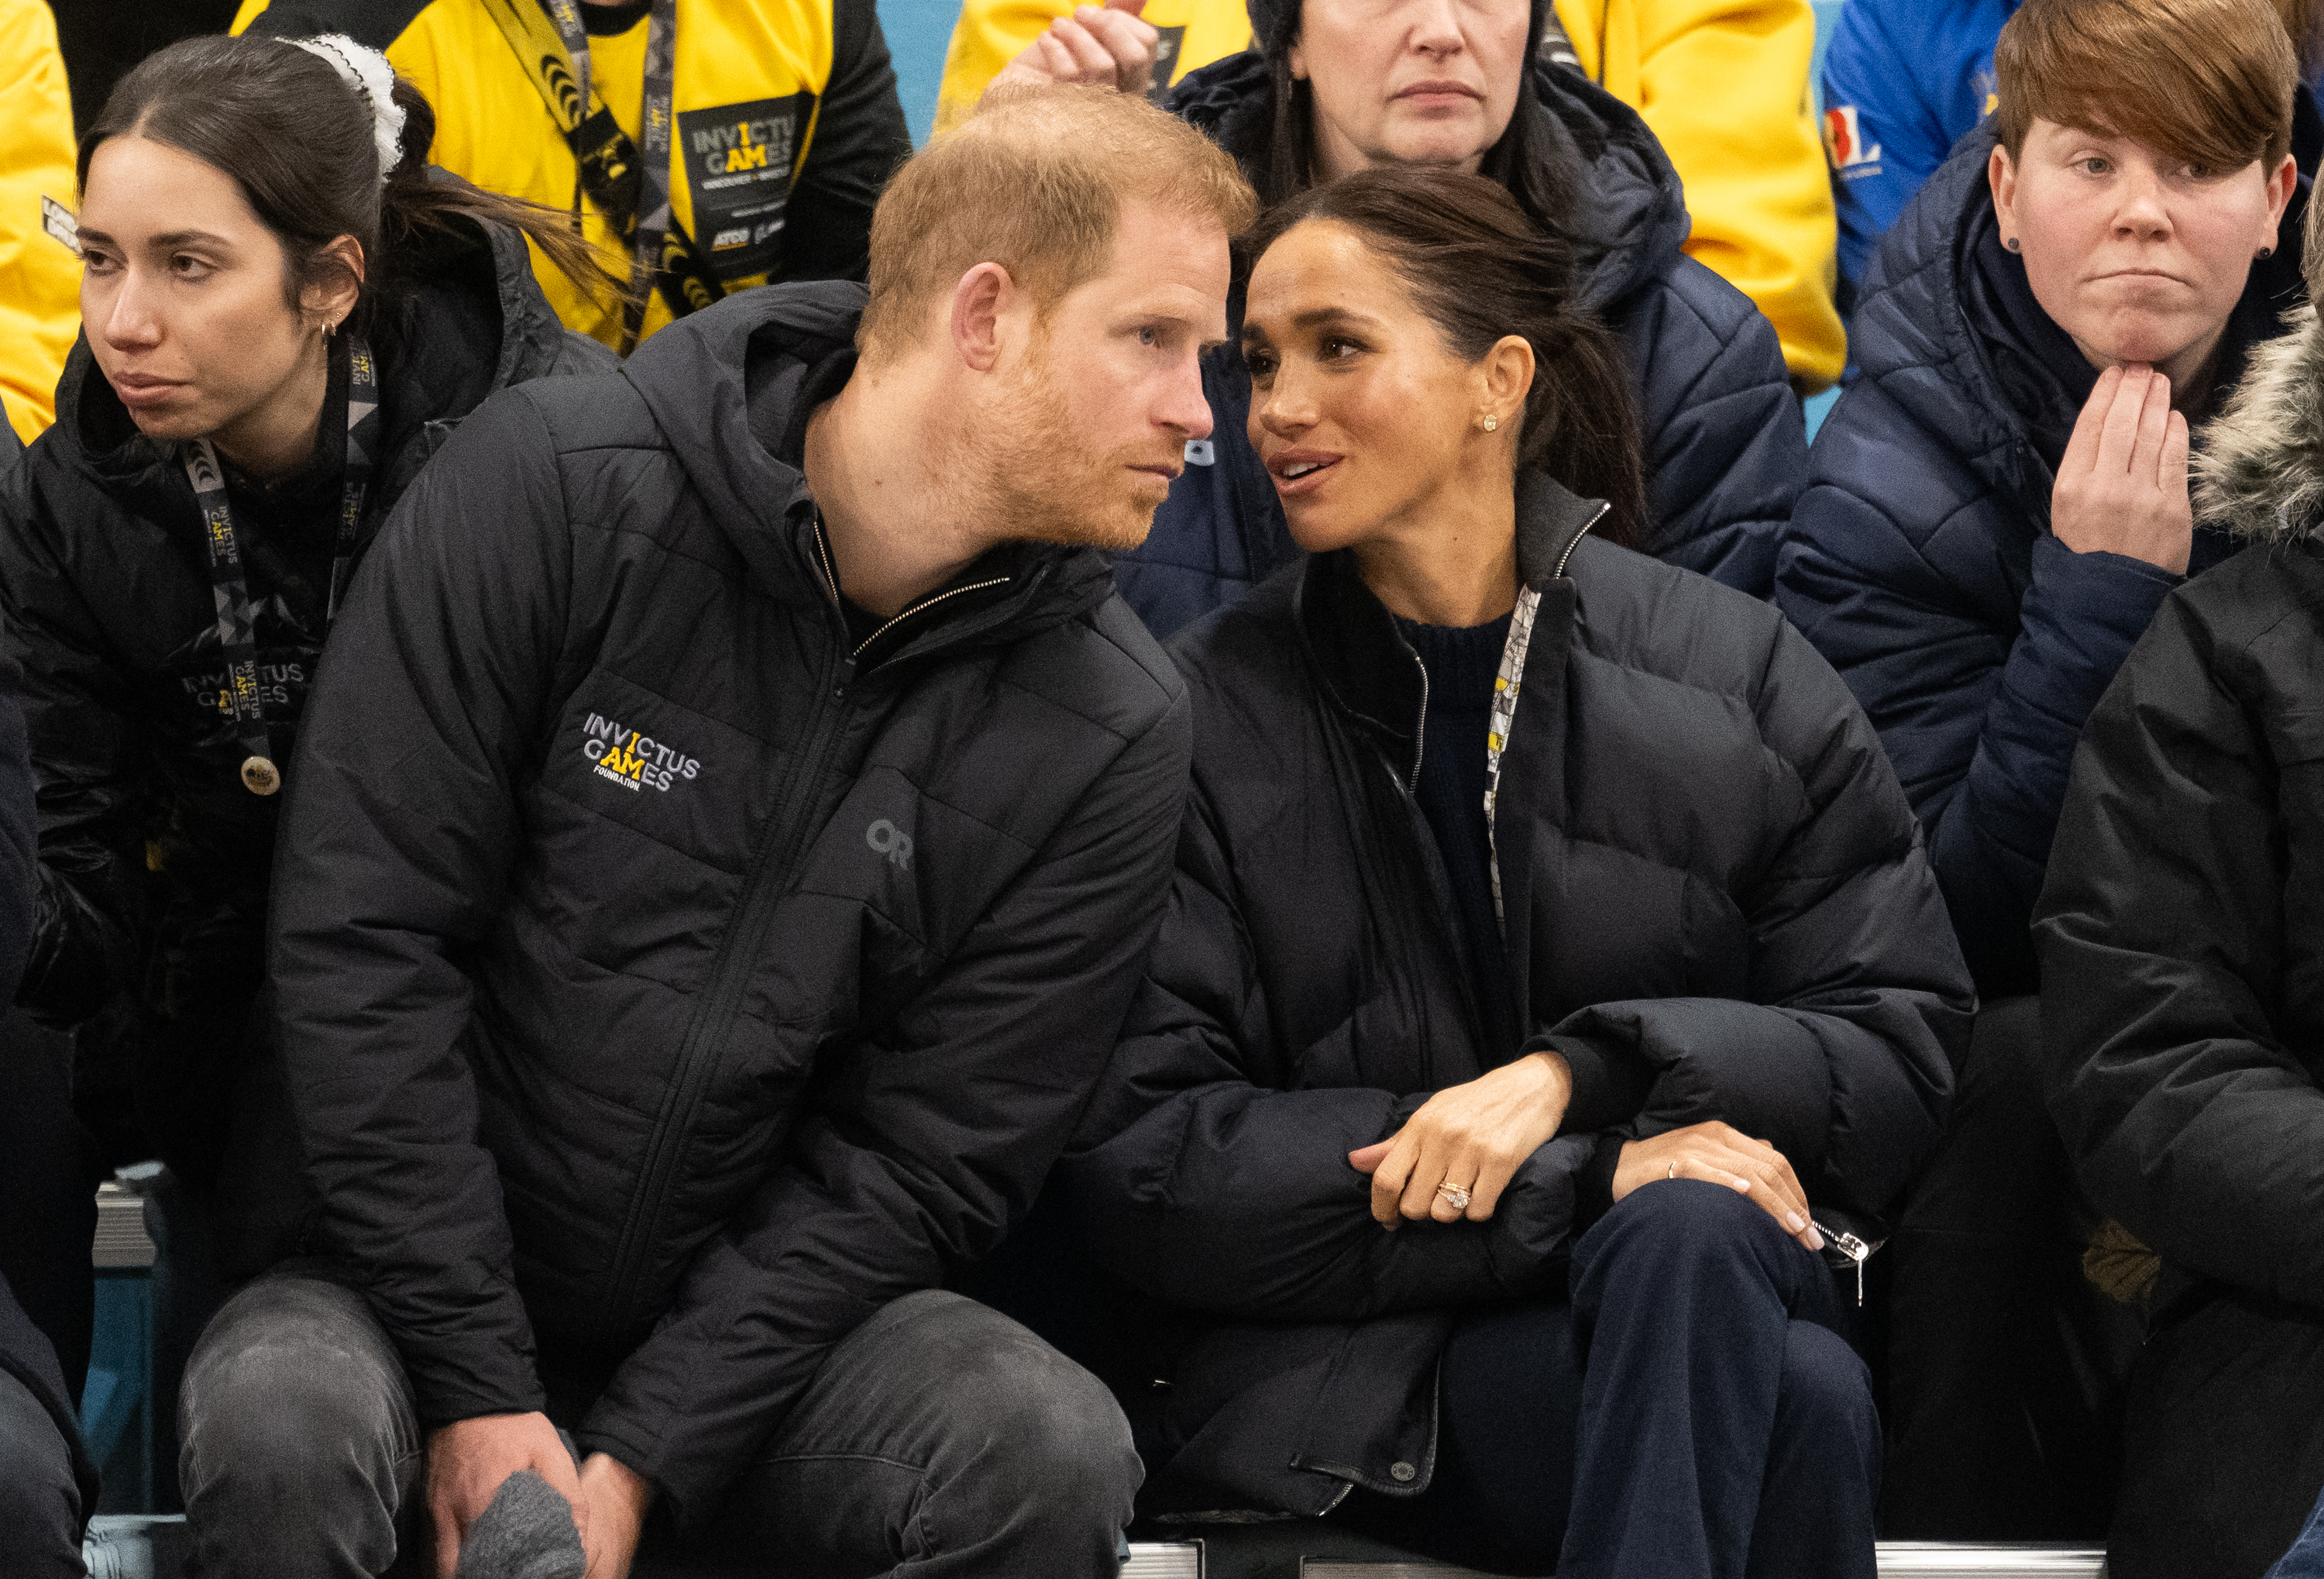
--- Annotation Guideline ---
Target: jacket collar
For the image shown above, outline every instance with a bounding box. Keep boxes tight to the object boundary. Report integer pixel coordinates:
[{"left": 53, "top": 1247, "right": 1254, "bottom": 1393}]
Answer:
[
  {"left": 621, "top": 284, "right": 1118, "bottom": 665},
  {"left": 1292, "top": 474, "right": 1607, "bottom": 783}
]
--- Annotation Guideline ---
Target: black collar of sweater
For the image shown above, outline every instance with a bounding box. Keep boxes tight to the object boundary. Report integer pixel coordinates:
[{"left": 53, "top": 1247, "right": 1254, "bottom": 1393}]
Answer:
[{"left": 1291, "top": 473, "right": 1607, "bottom": 784}]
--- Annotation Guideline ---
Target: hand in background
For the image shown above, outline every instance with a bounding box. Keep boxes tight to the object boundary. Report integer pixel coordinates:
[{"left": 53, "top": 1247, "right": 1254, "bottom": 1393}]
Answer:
[
  {"left": 2051, "top": 363, "right": 2193, "bottom": 575},
  {"left": 1349, "top": 1050, "right": 1573, "bottom": 1228},
  {"left": 428, "top": 1411, "right": 586, "bottom": 1579},
  {"left": 986, "top": 0, "right": 1159, "bottom": 98},
  {"left": 1613, "top": 1120, "right": 1825, "bottom": 1252}
]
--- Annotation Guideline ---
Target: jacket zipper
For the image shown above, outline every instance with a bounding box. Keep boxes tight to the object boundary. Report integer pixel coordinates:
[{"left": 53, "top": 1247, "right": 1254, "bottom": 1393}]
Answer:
[
  {"left": 600, "top": 651, "right": 847, "bottom": 1334},
  {"left": 599, "top": 521, "right": 1012, "bottom": 1333}
]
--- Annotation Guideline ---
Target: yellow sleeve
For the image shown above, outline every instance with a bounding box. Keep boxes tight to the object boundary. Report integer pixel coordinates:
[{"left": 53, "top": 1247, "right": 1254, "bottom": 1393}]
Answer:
[
  {"left": 1574, "top": 0, "right": 1844, "bottom": 390},
  {"left": 0, "top": 0, "right": 82, "bottom": 444},
  {"left": 933, "top": 0, "right": 1251, "bottom": 139},
  {"left": 935, "top": 0, "right": 1079, "bottom": 138},
  {"left": 229, "top": 0, "right": 266, "bottom": 31}
]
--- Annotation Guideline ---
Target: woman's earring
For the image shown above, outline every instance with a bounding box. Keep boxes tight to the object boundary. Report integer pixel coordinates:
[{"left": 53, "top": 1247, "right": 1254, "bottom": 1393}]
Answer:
[
  {"left": 2004, "top": 237, "right": 2023, "bottom": 253},
  {"left": 1481, "top": 415, "right": 1498, "bottom": 432},
  {"left": 2259, "top": 245, "right": 2276, "bottom": 260},
  {"left": 323, "top": 318, "right": 336, "bottom": 340}
]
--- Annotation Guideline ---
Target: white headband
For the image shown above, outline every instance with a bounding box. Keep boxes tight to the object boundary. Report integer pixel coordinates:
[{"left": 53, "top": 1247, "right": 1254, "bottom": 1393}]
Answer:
[{"left": 290, "top": 34, "right": 407, "bottom": 188}]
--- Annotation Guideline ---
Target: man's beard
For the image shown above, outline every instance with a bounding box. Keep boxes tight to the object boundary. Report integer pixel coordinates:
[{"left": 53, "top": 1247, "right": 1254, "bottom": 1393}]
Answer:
[{"left": 944, "top": 339, "right": 1170, "bottom": 553}]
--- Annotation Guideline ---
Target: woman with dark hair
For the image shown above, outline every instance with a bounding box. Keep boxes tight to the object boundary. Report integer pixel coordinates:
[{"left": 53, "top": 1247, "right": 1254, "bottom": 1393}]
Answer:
[
  {"left": 988, "top": 0, "right": 1809, "bottom": 637},
  {"left": 1053, "top": 166, "right": 1970, "bottom": 1577},
  {"left": 0, "top": 33, "right": 614, "bottom": 1277}
]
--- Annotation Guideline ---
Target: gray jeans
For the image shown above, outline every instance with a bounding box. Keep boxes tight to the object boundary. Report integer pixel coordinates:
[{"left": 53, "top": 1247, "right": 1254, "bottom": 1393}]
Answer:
[
  {"left": 180, "top": 1270, "right": 1140, "bottom": 1578},
  {"left": 0, "top": 1365, "right": 82, "bottom": 1578}
]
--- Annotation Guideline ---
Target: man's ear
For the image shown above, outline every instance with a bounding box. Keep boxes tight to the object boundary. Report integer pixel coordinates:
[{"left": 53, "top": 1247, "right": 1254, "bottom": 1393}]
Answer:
[
  {"left": 1989, "top": 143, "right": 2018, "bottom": 239},
  {"left": 951, "top": 262, "right": 1016, "bottom": 373}
]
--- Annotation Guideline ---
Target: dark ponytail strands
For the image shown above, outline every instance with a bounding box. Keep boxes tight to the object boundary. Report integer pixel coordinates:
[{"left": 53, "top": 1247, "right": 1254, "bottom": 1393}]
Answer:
[
  {"left": 1243, "top": 165, "right": 1649, "bottom": 551},
  {"left": 81, "top": 36, "right": 622, "bottom": 337}
]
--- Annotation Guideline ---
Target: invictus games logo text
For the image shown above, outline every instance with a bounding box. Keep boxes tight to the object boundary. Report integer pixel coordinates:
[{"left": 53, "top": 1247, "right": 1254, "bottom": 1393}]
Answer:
[{"left": 583, "top": 712, "right": 700, "bottom": 793}]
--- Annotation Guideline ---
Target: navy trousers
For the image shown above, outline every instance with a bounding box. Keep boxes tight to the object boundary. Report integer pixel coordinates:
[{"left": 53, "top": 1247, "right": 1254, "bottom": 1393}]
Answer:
[{"left": 1345, "top": 1180, "right": 1879, "bottom": 1578}]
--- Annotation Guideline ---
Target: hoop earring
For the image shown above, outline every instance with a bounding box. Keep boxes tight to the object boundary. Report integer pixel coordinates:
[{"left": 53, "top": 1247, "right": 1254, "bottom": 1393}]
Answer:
[{"left": 322, "top": 318, "right": 336, "bottom": 340}]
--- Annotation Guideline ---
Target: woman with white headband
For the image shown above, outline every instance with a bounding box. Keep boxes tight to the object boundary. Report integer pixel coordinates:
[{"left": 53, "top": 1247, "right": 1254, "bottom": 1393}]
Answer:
[{"left": 0, "top": 28, "right": 614, "bottom": 1467}]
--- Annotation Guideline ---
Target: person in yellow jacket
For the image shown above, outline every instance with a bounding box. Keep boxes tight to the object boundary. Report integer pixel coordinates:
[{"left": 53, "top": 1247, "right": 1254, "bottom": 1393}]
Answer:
[
  {"left": 0, "top": 0, "right": 82, "bottom": 445},
  {"left": 942, "top": 0, "right": 1844, "bottom": 388},
  {"left": 233, "top": 0, "right": 913, "bottom": 353}
]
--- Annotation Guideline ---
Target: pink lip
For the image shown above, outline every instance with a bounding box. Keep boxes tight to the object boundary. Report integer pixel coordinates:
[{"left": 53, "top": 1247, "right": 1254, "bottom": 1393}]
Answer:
[
  {"left": 1394, "top": 80, "right": 1483, "bottom": 103},
  {"left": 111, "top": 373, "right": 187, "bottom": 410},
  {"left": 1265, "top": 448, "right": 1342, "bottom": 497}
]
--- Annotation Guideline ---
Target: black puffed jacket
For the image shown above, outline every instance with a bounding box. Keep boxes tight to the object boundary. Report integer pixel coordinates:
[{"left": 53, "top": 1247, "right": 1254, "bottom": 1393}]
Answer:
[
  {"left": 2039, "top": 310, "right": 2324, "bottom": 1316},
  {"left": 1057, "top": 480, "right": 1971, "bottom": 1517},
  {"left": 266, "top": 282, "right": 1192, "bottom": 1526},
  {"left": 0, "top": 208, "right": 610, "bottom": 1184}
]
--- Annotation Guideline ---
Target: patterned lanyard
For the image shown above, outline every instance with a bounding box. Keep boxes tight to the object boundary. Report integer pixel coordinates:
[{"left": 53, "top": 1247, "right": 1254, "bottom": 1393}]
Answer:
[
  {"left": 1483, "top": 503, "right": 1607, "bottom": 928},
  {"left": 179, "top": 335, "right": 381, "bottom": 797},
  {"left": 539, "top": 0, "right": 679, "bottom": 353}
]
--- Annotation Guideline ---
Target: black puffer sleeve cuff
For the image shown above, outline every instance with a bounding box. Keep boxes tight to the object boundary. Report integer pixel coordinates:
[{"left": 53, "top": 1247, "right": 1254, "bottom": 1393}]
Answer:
[
  {"left": 1534, "top": 1031, "right": 1655, "bottom": 1136},
  {"left": 1574, "top": 1134, "right": 1628, "bottom": 1231}
]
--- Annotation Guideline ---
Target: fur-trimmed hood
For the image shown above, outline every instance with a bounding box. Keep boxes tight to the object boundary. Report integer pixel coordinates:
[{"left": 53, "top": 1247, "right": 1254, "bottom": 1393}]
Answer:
[{"left": 2195, "top": 303, "right": 2324, "bottom": 542}]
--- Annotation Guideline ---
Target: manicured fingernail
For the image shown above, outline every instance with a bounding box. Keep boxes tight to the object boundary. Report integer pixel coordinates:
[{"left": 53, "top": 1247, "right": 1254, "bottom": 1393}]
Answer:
[
  {"left": 1805, "top": 1226, "right": 1826, "bottom": 1251},
  {"left": 1732, "top": 1175, "right": 1752, "bottom": 1192},
  {"left": 1785, "top": 1212, "right": 1805, "bottom": 1232}
]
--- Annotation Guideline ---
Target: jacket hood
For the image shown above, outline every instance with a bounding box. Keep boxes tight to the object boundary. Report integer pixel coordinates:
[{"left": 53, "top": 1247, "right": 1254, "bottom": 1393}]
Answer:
[
  {"left": 1855, "top": 127, "right": 2309, "bottom": 520},
  {"left": 46, "top": 197, "right": 588, "bottom": 518},
  {"left": 615, "top": 283, "right": 1119, "bottom": 649},
  {"left": 1167, "top": 51, "right": 1690, "bottom": 317},
  {"left": 2193, "top": 303, "right": 2324, "bottom": 541}
]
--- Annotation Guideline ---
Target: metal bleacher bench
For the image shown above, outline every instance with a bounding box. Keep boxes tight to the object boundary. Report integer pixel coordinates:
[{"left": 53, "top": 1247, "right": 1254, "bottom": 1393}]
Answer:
[{"left": 84, "top": 1519, "right": 2104, "bottom": 1577}]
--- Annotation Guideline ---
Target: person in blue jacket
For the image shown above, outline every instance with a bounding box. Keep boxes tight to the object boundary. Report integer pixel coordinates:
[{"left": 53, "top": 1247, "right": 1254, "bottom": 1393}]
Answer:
[
  {"left": 993, "top": 0, "right": 1809, "bottom": 635},
  {"left": 1821, "top": 0, "right": 2322, "bottom": 308},
  {"left": 1778, "top": 0, "right": 2307, "bottom": 1539}
]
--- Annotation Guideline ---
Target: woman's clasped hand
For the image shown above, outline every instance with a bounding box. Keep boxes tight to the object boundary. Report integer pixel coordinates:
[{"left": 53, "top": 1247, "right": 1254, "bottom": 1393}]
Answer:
[{"left": 1351, "top": 1074, "right": 1827, "bottom": 1254}]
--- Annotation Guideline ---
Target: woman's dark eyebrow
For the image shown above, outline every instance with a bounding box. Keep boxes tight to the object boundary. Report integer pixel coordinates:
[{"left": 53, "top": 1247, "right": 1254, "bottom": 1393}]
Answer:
[
  {"left": 1291, "top": 305, "right": 1383, "bottom": 332},
  {"left": 147, "top": 229, "right": 234, "bottom": 251}
]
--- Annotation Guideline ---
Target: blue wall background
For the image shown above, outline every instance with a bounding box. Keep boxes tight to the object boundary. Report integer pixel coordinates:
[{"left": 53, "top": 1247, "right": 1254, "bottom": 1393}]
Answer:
[{"left": 877, "top": 0, "right": 957, "bottom": 143}]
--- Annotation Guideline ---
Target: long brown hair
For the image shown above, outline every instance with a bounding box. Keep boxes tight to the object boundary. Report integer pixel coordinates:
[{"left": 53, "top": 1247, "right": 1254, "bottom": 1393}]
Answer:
[
  {"left": 1243, "top": 165, "right": 1647, "bottom": 549},
  {"left": 80, "top": 34, "right": 623, "bottom": 335}
]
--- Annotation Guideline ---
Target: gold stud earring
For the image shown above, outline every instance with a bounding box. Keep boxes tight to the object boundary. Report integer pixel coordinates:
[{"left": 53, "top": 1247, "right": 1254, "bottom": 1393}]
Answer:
[{"left": 1482, "top": 415, "right": 1498, "bottom": 432}]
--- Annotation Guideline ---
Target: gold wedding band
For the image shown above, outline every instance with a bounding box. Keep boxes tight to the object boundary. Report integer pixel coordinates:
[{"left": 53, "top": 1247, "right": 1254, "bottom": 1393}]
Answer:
[{"left": 1666, "top": 1161, "right": 1676, "bottom": 1180}]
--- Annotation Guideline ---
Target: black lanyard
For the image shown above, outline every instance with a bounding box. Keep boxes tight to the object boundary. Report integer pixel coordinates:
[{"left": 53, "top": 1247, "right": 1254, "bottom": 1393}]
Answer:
[
  {"left": 541, "top": 0, "right": 679, "bottom": 351},
  {"left": 179, "top": 335, "right": 380, "bottom": 797}
]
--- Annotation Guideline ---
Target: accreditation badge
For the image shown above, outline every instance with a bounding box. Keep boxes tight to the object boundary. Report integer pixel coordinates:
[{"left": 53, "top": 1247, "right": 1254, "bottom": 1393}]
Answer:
[{"left": 679, "top": 92, "right": 814, "bottom": 284}]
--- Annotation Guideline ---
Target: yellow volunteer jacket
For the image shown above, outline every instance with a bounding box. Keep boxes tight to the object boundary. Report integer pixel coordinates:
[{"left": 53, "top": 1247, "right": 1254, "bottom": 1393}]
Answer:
[
  {"left": 235, "top": 0, "right": 911, "bottom": 350},
  {"left": 1552, "top": 0, "right": 1841, "bottom": 389},
  {"left": 934, "top": 0, "right": 1250, "bottom": 138},
  {"left": 1, "top": 0, "right": 82, "bottom": 444},
  {"left": 934, "top": 0, "right": 1842, "bottom": 387}
]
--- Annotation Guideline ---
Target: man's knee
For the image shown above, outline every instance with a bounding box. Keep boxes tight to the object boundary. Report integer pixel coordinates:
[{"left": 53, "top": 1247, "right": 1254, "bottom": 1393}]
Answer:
[
  {"left": 892, "top": 1291, "right": 1140, "bottom": 1516},
  {"left": 180, "top": 1271, "right": 417, "bottom": 1513},
  {"left": 0, "top": 1372, "right": 83, "bottom": 1579}
]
